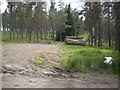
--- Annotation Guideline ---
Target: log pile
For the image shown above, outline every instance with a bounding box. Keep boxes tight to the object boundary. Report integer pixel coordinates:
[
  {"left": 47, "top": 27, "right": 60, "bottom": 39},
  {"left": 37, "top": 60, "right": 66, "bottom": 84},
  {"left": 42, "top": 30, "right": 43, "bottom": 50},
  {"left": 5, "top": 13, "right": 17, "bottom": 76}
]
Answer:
[{"left": 65, "top": 36, "right": 86, "bottom": 46}]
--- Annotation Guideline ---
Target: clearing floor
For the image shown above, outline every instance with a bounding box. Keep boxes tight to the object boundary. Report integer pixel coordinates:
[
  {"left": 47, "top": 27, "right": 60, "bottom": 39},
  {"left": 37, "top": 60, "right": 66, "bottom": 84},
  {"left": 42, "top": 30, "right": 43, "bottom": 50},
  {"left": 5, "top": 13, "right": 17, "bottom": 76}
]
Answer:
[{"left": 1, "top": 43, "right": 118, "bottom": 88}]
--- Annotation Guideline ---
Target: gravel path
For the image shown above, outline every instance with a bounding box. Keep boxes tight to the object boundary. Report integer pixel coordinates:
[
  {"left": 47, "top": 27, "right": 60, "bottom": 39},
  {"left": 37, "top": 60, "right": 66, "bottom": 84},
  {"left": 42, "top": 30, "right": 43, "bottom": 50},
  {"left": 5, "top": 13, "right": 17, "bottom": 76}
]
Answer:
[{"left": 1, "top": 43, "right": 118, "bottom": 88}]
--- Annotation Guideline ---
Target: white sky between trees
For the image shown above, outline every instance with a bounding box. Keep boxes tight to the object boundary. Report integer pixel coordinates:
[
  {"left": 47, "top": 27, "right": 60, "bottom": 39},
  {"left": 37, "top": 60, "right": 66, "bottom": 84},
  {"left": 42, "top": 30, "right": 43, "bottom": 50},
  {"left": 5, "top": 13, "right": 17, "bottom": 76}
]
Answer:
[
  {"left": 0, "top": 0, "right": 84, "bottom": 13},
  {"left": 0, "top": 0, "right": 119, "bottom": 13}
]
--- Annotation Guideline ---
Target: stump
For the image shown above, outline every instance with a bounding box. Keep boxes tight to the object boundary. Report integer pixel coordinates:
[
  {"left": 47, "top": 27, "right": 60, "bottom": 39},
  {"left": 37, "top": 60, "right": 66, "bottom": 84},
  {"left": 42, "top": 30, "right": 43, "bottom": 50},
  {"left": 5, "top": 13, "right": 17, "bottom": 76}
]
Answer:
[{"left": 65, "top": 36, "right": 86, "bottom": 46}]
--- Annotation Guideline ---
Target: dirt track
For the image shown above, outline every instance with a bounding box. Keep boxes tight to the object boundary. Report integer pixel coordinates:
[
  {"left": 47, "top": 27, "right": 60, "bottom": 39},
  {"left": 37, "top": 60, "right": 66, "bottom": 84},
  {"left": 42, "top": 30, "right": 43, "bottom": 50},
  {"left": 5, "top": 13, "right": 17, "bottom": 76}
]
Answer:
[{"left": 1, "top": 43, "right": 118, "bottom": 88}]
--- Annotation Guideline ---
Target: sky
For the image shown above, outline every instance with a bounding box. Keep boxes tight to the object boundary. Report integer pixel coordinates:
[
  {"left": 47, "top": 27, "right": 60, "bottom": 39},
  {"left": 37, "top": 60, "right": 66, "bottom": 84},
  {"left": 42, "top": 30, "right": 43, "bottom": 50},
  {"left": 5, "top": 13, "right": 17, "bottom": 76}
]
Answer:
[
  {"left": 0, "top": 0, "right": 8, "bottom": 13},
  {"left": 0, "top": 0, "right": 84, "bottom": 13},
  {"left": 47, "top": 0, "right": 84, "bottom": 11}
]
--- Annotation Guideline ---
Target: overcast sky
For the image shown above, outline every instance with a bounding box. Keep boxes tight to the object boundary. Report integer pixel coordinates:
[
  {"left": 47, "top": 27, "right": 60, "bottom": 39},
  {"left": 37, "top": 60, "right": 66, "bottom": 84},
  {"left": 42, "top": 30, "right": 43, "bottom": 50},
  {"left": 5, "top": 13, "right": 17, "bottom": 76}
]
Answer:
[
  {"left": 0, "top": 0, "right": 84, "bottom": 13},
  {"left": 47, "top": 0, "right": 84, "bottom": 10},
  {"left": 0, "top": 0, "right": 8, "bottom": 13}
]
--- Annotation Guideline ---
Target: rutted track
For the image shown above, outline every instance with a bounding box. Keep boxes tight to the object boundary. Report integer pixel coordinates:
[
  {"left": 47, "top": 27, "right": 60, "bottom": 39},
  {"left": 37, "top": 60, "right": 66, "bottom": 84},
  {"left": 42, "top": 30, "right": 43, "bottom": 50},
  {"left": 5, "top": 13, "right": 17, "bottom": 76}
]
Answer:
[{"left": 1, "top": 43, "right": 118, "bottom": 88}]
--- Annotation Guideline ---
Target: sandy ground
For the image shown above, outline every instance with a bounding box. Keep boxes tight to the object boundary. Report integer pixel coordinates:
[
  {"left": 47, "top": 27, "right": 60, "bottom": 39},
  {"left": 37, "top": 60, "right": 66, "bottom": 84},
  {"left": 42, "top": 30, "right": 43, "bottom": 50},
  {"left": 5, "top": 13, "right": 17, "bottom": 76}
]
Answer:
[{"left": 1, "top": 43, "right": 118, "bottom": 88}]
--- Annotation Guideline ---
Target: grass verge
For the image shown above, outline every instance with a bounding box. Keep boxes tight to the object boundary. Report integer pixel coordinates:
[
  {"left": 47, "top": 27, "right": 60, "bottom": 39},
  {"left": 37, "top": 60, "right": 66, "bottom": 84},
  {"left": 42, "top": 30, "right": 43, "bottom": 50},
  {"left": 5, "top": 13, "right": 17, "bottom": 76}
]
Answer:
[{"left": 60, "top": 44, "right": 119, "bottom": 76}]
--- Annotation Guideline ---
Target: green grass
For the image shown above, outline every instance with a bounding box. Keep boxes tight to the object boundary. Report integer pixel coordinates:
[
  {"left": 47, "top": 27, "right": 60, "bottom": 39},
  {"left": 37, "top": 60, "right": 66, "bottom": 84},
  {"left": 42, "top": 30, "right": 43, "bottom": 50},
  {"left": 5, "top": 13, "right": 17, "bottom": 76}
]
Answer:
[
  {"left": 1, "top": 31, "right": 60, "bottom": 44},
  {"left": 0, "top": 42, "right": 14, "bottom": 44},
  {"left": 1, "top": 31, "right": 64, "bottom": 44},
  {"left": 35, "top": 57, "right": 46, "bottom": 65},
  {"left": 60, "top": 44, "right": 119, "bottom": 75},
  {"left": 1, "top": 31, "right": 55, "bottom": 43}
]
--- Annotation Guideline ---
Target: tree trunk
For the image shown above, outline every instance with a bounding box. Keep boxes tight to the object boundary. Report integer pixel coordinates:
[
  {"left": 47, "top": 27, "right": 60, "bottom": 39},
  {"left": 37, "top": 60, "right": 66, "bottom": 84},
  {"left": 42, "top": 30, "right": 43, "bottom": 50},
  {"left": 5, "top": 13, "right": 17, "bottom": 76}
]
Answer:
[
  {"left": 60, "top": 31, "right": 62, "bottom": 42},
  {"left": 98, "top": 17, "right": 102, "bottom": 47},
  {"left": 88, "top": 33, "right": 90, "bottom": 46},
  {"left": 94, "top": 26, "right": 97, "bottom": 46},
  {"left": 13, "top": 29, "right": 15, "bottom": 40},
  {"left": 40, "top": 30, "right": 43, "bottom": 40},
  {"left": 29, "top": 32, "right": 32, "bottom": 41},
  {"left": 108, "top": 6, "right": 111, "bottom": 47},
  {"left": 115, "top": 2, "right": 120, "bottom": 51},
  {"left": 34, "top": 29, "right": 36, "bottom": 43},
  {"left": 44, "top": 30, "right": 47, "bottom": 40},
  {"left": 21, "top": 31, "right": 23, "bottom": 39},
  {"left": 52, "top": 29, "right": 55, "bottom": 40},
  {"left": 10, "top": 30, "right": 12, "bottom": 40},
  {"left": 90, "top": 28, "right": 93, "bottom": 46},
  {"left": 36, "top": 30, "right": 39, "bottom": 42}
]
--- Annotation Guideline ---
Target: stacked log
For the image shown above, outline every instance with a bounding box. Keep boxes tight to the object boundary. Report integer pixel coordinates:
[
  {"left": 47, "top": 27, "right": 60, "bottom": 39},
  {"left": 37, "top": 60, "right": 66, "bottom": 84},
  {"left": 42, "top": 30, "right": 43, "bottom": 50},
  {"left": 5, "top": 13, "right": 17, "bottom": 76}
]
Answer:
[{"left": 65, "top": 36, "right": 86, "bottom": 46}]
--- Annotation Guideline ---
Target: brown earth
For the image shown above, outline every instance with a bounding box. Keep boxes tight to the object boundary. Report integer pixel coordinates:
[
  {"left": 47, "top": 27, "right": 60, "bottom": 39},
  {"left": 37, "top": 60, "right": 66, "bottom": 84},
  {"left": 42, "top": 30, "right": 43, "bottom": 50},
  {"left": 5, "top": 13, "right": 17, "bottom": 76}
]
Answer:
[{"left": 1, "top": 43, "right": 118, "bottom": 88}]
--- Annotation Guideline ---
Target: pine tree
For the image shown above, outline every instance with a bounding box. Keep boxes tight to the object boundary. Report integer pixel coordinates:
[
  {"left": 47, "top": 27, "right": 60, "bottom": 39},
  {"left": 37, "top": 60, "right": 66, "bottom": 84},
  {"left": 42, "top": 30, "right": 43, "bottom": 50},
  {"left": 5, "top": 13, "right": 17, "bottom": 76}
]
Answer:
[
  {"left": 56, "top": 0, "right": 65, "bottom": 41},
  {"left": 113, "top": 2, "right": 120, "bottom": 51},
  {"left": 64, "top": 3, "right": 75, "bottom": 39}
]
